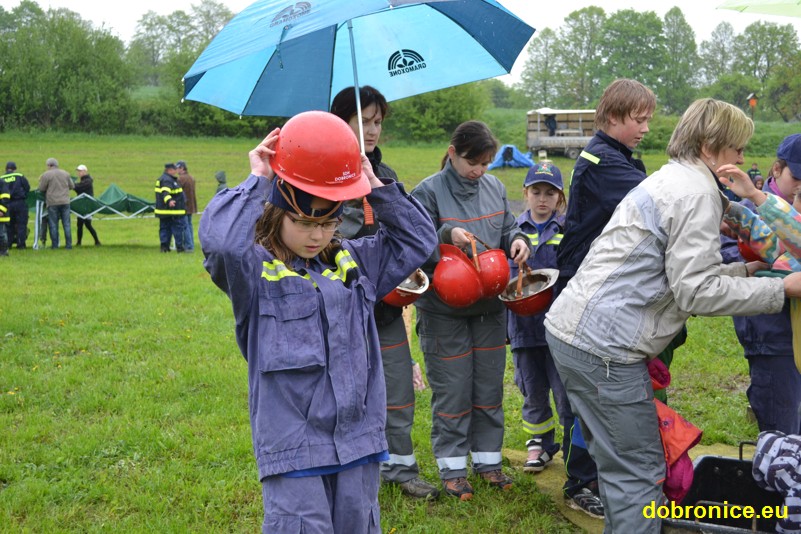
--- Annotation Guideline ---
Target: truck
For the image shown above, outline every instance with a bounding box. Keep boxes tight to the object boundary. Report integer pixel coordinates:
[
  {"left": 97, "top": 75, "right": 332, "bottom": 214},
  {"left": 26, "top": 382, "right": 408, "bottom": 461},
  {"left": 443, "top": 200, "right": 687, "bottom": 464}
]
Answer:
[{"left": 526, "top": 107, "right": 596, "bottom": 160}]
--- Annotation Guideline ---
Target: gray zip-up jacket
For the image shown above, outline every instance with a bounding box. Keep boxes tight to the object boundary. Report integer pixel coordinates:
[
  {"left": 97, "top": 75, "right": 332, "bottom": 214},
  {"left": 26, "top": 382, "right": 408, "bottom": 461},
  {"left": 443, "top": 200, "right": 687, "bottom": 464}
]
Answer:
[
  {"left": 411, "top": 159, "right": 528, "bottom": 316},
  {"left": 545, "top": 158, "right": 786, "bottom": 364}
]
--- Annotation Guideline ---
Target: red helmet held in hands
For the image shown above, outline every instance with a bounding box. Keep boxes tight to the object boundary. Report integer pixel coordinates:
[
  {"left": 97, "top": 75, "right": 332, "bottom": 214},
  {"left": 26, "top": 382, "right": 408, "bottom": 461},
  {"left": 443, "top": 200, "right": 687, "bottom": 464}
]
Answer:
[
  {"left": 433, "top": 244, "right": 483, "bottom": 308},
  {"left": 270, "top": 111, "right": 370, "bottom": 201},
  {"left": 383, "top": 269, "right": 429, "bottom": 308}
]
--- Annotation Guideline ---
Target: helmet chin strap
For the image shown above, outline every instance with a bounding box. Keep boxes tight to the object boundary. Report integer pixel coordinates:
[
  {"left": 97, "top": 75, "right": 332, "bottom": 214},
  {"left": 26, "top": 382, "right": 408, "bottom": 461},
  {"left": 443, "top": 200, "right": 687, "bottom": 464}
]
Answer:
[{"left": 277, "top": 180, "right": 342, "bottom": 221}]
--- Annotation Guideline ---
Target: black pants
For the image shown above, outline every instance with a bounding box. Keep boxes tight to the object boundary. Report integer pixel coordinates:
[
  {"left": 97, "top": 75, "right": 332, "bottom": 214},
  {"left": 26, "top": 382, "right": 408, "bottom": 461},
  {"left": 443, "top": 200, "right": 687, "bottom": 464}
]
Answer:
[
  {"left": 77, "top": 217, "right": 99, "bottom": 244},
  {"left": 8, "top": 200, "right": 28, "bottom": 247}
]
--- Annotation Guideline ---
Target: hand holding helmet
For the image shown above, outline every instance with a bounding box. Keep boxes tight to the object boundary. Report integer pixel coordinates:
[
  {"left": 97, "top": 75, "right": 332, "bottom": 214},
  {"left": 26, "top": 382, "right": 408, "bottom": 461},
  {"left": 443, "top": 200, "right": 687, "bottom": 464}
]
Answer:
[
  {"left": 250, "top": 128, "right": 280, "bottom": 179},
  {"left": 509, "top": 237, "right": 530, "bottom": 265}
]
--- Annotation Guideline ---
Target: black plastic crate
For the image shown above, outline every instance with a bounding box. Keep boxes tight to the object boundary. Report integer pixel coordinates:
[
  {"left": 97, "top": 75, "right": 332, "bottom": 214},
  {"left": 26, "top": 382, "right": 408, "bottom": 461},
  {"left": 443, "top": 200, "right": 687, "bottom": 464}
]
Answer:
[{"left": 662, "top": 446, "right": 784, "bottom": 533}]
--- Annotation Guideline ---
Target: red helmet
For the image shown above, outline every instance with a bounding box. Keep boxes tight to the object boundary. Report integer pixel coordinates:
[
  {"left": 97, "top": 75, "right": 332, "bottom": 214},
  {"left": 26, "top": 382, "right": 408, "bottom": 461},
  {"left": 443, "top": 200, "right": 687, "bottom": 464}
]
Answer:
[
  {"left": 499, "top": 268, "right": 558, "bottom": 316},
  {"left": 738, "top": 238, "right": 761, "bottom": 263},
  {"left": 383, "top": 269, "right": 429, "bottom": 307},
  {"left": 476, "top": 249, "right": 510, "bottom": 298},
  {"left": 270, "top": 111, "right": 370, "bottom": 201},
  {"left": 433, "top": 244, "right": 483, "bottom": 308}
]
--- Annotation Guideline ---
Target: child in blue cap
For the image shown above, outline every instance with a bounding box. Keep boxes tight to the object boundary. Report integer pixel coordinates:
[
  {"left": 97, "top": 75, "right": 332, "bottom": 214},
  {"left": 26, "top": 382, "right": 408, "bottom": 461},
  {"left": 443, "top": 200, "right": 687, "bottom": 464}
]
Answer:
[{"left": 507, "top": 161, "right": 570, "bottom": 474}]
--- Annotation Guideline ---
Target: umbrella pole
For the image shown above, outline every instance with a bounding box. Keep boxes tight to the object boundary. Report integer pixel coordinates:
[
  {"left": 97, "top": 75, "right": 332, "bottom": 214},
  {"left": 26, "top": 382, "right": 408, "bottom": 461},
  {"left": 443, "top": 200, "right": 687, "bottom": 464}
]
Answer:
[{"left": 347, "top": 19, "right": 366, "bottom": 155}]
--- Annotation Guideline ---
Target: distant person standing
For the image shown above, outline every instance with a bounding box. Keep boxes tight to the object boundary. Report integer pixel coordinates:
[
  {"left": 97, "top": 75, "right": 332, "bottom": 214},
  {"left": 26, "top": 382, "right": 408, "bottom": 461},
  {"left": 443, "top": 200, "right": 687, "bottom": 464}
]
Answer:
[
  {"left": 0, "top": 174, "right": 10, "bottom": 256},
  {"left": 38, "top": 158, "right": 74, "bottom": 249},
  {"left": 214, "top": 170, "right": 228, "bottom": 194},
  {"left": 748, "top": 162, "right": 762, "bottom": 183},
  {"left": 74, "top": 164, "right": 101, "bottom": 246},
  {"left": 154, "top": 163, "right": 186, "bottom": 253},
  {"left": 176, "top": 160, "right": 197, "bottom": 252},
  {"left": 2, "top": 161, "right": 30, "bottom": 249}
]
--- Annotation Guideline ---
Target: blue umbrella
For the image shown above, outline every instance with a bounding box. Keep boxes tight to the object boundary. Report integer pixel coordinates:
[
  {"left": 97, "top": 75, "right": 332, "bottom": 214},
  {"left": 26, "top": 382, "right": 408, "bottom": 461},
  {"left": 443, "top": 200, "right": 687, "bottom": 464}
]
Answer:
[{"left": 182, "top": 0, "right": 534, "bottom": 119}]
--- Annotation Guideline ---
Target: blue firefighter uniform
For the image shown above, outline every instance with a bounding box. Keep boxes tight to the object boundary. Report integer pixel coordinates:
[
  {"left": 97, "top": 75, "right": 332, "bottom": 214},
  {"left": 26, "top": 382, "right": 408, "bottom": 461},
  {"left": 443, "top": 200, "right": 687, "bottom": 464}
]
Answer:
[
  {"left": 200, "top": 174, "right": 436, "bottom": 532},
  {"left": 154, "top": 171, "right": 186, "bottom": 252},
  {"left": 0, "top": 178, "right": 10, "bottom": 255},
  {"left": 507, "top": 210, "right": 570, "bottom": 462},
  {"left": 2, "top": 171, "right": 30, "bottom": 248}
]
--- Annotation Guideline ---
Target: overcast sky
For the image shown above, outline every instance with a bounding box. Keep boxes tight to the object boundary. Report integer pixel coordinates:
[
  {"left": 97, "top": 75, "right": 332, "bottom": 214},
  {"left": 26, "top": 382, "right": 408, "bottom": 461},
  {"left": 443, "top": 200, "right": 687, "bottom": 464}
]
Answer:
[{"left": 2, "top": 0, "right": 800, "bottom": 84}]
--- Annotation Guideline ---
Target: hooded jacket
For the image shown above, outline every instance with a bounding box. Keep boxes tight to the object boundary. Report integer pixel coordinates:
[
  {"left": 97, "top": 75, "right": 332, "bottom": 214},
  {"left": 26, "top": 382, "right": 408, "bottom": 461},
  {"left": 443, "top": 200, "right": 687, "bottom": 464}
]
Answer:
[
  {"left": 545, "top": 158, "right": 785, "bottom": 364},
  {"left": 199, "top": 175, "right": 436, "bottom": 479}
]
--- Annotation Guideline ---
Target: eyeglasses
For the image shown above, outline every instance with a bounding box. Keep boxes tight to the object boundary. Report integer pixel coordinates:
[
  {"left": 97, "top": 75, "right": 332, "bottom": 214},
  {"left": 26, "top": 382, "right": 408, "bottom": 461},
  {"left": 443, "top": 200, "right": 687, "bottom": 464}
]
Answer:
[{"left": 286, "top": 214, "right": 341, "bottom": 232}]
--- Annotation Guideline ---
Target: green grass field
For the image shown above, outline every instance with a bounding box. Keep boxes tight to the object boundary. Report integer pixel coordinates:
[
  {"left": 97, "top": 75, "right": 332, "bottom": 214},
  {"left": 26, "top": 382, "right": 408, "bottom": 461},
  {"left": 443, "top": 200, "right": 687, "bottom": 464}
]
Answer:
[{"left": 1, "top": 133, "right": 760, "bottom": 532}]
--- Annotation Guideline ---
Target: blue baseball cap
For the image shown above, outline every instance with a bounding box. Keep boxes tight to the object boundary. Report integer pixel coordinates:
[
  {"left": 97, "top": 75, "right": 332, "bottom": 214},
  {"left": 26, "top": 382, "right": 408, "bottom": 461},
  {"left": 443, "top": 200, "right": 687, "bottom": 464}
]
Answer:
[
  {"left": 524, "top": 162, "right": 563, "bottom": 190},
  {"left": 777, "top": 134, "right": 801, "bottom": 180}
]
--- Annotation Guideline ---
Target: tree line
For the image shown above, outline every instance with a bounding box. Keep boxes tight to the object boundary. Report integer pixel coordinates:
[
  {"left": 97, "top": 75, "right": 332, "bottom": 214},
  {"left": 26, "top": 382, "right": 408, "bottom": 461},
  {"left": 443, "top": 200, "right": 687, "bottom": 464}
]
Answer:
[
  {"left": 0, "top": 0, "right": 799, "bottom": 142},
  {"left": 518, "top": 6, "right": 801, "bottom": 122}
]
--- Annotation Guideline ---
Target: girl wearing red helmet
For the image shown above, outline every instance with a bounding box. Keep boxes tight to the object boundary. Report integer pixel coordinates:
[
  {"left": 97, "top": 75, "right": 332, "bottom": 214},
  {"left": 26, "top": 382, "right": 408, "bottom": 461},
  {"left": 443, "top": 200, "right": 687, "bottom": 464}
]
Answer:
[
  {"left": 199, "top": 112, "right": 437, "bottom": 533},
  {"left": 411, "top": 121, "right": 530, "bottom": 500}
]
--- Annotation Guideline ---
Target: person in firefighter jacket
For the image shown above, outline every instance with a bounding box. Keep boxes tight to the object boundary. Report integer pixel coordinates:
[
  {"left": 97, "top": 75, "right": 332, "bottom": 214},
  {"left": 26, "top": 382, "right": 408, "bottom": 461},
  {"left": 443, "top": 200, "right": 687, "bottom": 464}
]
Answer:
[
  {"left": 199, "top": 112, "right": 437, "bottom": 533},
  {"left": 0, "top": 176, "right": 10, "bottom": 256},
  {"left": 154, "top": 162, "right": 186, "bottom": 252}
]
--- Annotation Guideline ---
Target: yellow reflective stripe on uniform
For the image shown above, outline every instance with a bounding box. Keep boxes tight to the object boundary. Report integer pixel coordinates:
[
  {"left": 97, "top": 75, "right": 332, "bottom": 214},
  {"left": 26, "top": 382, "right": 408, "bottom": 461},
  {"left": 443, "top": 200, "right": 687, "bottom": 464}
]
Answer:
[
  {"left": 522, "top": 416, "right": 557, "bottom": 435},
  {"left": 262, "top": 253, "right": 359, "bottom": 287},
  {"left": 579, "top": 150, "right": 600, "bottom": 164},
  {"left": 328, "top": 249, "right": 358, "bottom": 282},
  {"left": 547, "top": 233, "right": 563, "bottom": 245},
  {"left": 0, "top": 193, "right": 10, "bottom": 200},
  {"left": 526, "top": 232, "right": 563, "bottom": 246},
  {"left": 0, "top": 205, "right": 7, "bottom": 214}
]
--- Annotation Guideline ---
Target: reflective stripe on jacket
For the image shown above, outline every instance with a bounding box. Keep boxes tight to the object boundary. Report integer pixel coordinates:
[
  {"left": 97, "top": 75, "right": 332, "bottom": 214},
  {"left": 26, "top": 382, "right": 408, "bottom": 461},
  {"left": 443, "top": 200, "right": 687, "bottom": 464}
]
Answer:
[
  {"left": 154, "top": 172, "right": 186, "bottom": 217},
  {"left": 199, "top": 174, "right": 437, "bottom": 479}
]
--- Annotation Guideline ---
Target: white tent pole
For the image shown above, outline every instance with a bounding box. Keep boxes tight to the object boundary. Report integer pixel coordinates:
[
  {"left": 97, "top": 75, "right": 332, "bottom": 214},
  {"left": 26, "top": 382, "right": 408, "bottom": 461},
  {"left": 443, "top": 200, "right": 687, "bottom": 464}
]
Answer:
[{"left": 347, "top": 19, "right": 365, "bottom": 155}]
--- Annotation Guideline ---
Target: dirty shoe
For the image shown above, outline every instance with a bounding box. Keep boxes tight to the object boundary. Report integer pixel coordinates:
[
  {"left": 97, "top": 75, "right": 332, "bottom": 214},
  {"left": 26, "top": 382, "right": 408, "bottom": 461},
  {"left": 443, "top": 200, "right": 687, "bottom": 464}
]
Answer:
[
  {"left": 524, "top": 438, "right": 553, "bottom": 473},
  {"left": 479, "top": 469, "right": 513, "bottom": 491},
  {"left": 566, "top": 487, "right": 604, "bottom": 519},
  {"left": 442, "top": 477, "right": 473, "bottom": 501},
  {"left": 397, "top": 477, "right": 440, "bottom": 500}
]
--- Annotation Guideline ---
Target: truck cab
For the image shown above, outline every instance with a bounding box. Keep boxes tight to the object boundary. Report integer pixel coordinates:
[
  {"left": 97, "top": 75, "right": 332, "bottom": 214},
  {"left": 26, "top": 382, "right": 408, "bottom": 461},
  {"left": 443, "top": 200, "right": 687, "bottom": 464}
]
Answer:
[{"left": 526, "top": 107, "right": 596, "bottom": 160}]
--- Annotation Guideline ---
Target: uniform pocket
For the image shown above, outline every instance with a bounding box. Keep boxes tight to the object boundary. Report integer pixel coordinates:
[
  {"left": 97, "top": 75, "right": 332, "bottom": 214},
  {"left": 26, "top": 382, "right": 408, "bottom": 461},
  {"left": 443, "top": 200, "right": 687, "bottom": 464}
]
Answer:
[
  {"left": 597, "top": 369, "right": 658, "bottom": 453},
  {"left": 263, "top": 514, "right": 302, "bottom": 533},
  {"left": 258, "top": 285, "right": 325, "bottom": 373}
]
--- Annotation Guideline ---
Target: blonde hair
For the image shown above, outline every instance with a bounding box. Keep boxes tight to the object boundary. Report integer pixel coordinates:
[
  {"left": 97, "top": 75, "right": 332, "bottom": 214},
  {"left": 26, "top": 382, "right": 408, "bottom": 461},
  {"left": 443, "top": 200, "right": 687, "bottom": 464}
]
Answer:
[
  {"left": 667, "top": 98, "right": 754, "bottom": 161},
  {"left": 595, "top": 79, "right": 656, "bottom": 131},
  {"left": 254, "top": 203, "right": 341, "bottom": 267}
]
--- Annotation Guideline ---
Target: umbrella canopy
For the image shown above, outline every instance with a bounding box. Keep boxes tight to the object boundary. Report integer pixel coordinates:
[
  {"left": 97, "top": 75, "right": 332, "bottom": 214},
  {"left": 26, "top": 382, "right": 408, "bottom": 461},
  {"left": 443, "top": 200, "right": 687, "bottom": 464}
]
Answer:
[
  {"left": 183, "top": 0, "right": 534, "bottom": 117},
  {"left": 718, "top": 0, "right": 801, "bottom": 18}
]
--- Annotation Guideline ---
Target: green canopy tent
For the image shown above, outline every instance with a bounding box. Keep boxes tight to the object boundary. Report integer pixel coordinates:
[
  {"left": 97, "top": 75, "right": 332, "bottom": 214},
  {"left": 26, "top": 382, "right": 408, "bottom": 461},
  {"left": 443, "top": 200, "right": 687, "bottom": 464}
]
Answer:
[{"left": 31, "top": 184, "right": 155, "bottom": 249}]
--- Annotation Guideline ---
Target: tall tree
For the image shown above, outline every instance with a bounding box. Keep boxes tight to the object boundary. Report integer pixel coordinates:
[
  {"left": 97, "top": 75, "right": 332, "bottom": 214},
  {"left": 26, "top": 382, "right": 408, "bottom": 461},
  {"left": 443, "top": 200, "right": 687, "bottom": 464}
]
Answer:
[
  {"left": 127, "top": 11, "right": 171, "bottom": 86},
  {"left": 518, "top": 27, "right": 560, "bottom": 109},
  {"left": 599, "top": 9, "right": 667, "bottom": 91},
  {"left": 698, "top": 22, "right": 735, "bottom": 86},
  {"left": 554, "top": 7, "right": 606, "bottom": 107},
  {"left": 660, "top": 7, "right": 698, "bottom": 114},
  {"left": 733, "top": 21, "right": 799, "bottom": 87},
  {"left": 765, "top": 51, "right": 801, "bottom": 122}
]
